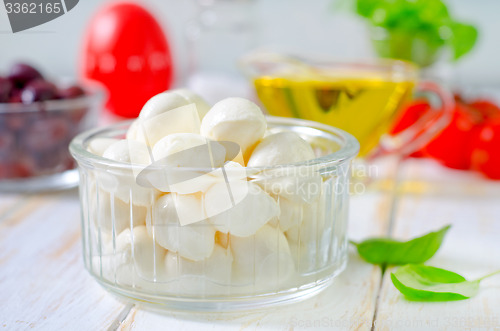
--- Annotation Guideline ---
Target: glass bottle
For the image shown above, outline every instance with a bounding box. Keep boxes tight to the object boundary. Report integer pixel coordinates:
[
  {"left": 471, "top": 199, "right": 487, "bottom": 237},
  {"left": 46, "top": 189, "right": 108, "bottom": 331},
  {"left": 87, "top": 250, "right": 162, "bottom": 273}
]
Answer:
[{"left": 185, "top": 0, "right": 257, "bottom": 104}]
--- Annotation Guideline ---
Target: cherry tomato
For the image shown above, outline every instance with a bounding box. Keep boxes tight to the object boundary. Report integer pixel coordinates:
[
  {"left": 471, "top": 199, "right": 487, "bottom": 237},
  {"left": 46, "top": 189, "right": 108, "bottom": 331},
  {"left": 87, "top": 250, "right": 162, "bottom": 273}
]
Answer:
[
  {"left": 422, "top": 103, "right": 480, "bottom": 170},
  {"left": 81, "top": 2, "right": 174, "bottom": 118},
  {"left": 390, "top": 99, "right": 430, "bottom": 134},
  {"left": 390, "top": 100, "right": 431, "bottom": 158},
  {"left": 470, "top": 120, "right": 500, "bottom": 179},
  {"left": 392, "top": 94, "right": 500, "bottom": 177},
  {"left": 469, "top": 99, "right": 500, "bottom": 121}
]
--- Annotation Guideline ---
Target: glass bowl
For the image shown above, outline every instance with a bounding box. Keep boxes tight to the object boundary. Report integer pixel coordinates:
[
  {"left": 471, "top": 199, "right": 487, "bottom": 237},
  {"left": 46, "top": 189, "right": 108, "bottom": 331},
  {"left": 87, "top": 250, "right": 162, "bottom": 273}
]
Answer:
[
  {"left": 69, "top": 116, "right": 359, "bottom": 311},
  {"left": 0, "top": 85, "right": 104, "bottom": 192}
]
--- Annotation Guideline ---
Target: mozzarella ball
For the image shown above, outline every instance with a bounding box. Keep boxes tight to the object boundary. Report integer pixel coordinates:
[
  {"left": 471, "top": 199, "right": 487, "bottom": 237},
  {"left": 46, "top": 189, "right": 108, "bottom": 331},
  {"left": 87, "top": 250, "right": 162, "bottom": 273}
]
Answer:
[
  {"left": 173, "top": 193, "right": 208, "bottom": 226},
  {"left": 149, "top": 133, "right": 225, "bottom": 194},
  {"left": 100, "top": 140, "right": 155, "bottom": 206},
  {"left": 173, "top": 88, "right": 211, "bottom": 119},
  {"left": 206, "top": 180, "right": 279, "bottom": 237},
  {"left": 91, "top": 189, "right": 147, "bottom": 235},
  {"left": 162, "top": 245, "right": 233, "bottom": 296},
  {"left": 148, "top": 193, "right": 215, "bottom": 261},
  {"left": 247, "top": 131, "right": 320, "bottom": 203},
  {"left": 253, "top": 172, "right": 323, "bottom": 204},
  {"left": 152, "top": 133, "right": 225, "bottom": 167},
  {"left": 275, "top": 196, "right": 303, "bottom": 232},
  {"left": 285, "top": 194, "right": 326, "bottom": 246},
  {"left": 212, "top": 161, "right": 248, "bottom": 181},
  {"left": 128, "top": 92, "right": 202, "bottom": 146},
  {"left": 126, "top": 119, "right": 146, "bottom": 142},
  {"left": 247, "top": 132, "right": 315, "bottom": 167},
  {"left": 129, "top": 226, "right": 168, "bottom": 280},
  {"left": 103, "top": 139, "right": 151, "bottom": 166},
  {"left": 152, "top": 133, "right": 206, "bottom": 158},
  {"left": 147, "top": 136, "right": 246, "bottom": 195},
  {"left": 87, "top": 138, "right": 120, "bottom": 156},
  {"left": 127, "top": 90, "right": 210, "bottom": 146},
  {"left": 230, "top": 224, "right": 294, "bottom": 287},
  {"left": 95, "top": 169, "right": 157, "bottom": 207},
  {"left": 139, "top": 91, "right": 191, "bottom": 120},
  {"left": 215, "top": 231, "right": 230, "bottom": 248},
  {"left": 286, "top": 192, "right": 330, "bottom": 273},
  {"left": 99, "top": 226, "right": 167, "bottom": 282},
  {"left": 200, "top": 97, "right": 266, "bottom": 158},
  {"left": 164, "top": 244, "right": 232, "bottom": 282},
  {"left": 140, "top": 90, "right": 209, "bottom": 121}
]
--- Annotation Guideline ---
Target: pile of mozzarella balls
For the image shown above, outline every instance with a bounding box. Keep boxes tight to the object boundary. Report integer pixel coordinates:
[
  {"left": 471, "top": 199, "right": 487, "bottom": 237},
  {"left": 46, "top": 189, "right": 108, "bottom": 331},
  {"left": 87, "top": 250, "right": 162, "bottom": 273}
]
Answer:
[{"left": 86, "top": 89, "right": 331, "bottom": 295}]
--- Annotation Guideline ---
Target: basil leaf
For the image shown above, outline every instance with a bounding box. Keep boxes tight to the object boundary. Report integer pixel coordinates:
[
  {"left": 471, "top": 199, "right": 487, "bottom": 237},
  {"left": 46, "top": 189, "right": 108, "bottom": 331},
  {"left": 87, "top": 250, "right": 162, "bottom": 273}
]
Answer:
[
  {"left": 391, "top": 264, "right": 480, "bottom": 301},
  {"left": 450, "top": 22, "right": 478, "bottom": 60},
  {"left": 353, "top": 0, "right": 478, "bottom": 64},
  {"left": 355, "top": 0, "right": 383, "bottom": 18},
  {"left": 416, "top": 0, "right": 450, "bottom": 25},
  {"left": 352, "top": 225, "right": 450, "bottom": 265}
]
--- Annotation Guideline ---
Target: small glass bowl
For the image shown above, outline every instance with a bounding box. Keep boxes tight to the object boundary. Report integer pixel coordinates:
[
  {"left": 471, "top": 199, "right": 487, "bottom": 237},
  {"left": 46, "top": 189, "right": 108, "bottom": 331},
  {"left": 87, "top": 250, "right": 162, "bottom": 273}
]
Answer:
[
  {"left": 70, "top": 116, "right": 359, "bottom": 311},
  {"left": 0, "top": 85, "right": 104, "bottom": 192}
]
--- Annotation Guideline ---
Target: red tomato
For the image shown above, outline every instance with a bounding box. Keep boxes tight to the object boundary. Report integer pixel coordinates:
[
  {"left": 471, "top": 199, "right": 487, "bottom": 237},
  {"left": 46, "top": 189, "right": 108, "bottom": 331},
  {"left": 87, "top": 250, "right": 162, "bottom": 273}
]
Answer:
[
  {"left": 393, "top": 94, "right": 500, "bottom": 176},
  {"left": 422, "top": 103, "right": 480, "bottom": 170},
  {"left": 389, "top": 100, "right": 432, "bottom": 158},
  {"left": 390, "top": 99, "right": 430, "bottom": 135},
  {"left": 469, "top": 99, "right": 500, "bottom": 121},
  {"left": 81, "top": 2, "right": 173, "bottom": 118},
  {"left": 470, "top": 120, "right": 500, "bottom": 179}
]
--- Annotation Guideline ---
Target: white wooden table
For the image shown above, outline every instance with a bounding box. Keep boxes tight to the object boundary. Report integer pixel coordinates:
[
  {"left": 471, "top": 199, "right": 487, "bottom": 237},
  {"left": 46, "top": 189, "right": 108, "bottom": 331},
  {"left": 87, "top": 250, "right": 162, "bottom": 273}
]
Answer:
[{"left": 1, "top": 158, "right": 499, "bottom": 331}]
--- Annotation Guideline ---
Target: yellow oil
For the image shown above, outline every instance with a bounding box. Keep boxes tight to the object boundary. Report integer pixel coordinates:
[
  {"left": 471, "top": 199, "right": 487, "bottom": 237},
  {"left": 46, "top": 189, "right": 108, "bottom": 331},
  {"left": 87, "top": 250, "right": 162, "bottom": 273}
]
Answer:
[{"left": 254, "top": 77, "right": 415, "bottom": 156}]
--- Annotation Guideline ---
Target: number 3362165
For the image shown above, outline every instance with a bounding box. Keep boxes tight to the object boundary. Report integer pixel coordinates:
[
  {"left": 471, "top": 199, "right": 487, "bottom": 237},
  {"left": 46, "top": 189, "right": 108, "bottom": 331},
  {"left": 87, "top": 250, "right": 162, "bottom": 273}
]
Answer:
[{"left": 5, "top": 2, "right": 62, "bottom": 14}]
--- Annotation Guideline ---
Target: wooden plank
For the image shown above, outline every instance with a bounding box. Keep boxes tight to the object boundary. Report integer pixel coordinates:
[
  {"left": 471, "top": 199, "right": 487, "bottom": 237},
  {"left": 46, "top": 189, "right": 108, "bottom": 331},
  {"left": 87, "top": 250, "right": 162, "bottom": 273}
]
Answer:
[
  {"left": 373, "top": 159, "right": 500, "bottom": 331},
  {"left": 0, "top": 193, "right": 24, "bottom": 221},
  {"left": 0, "top": 191, "right": 126, "bottom": 330},
  {"left": 396, "top": 158, "right": 500, "bottom": 197},
  {"left": 117, "top": 191, "right": 392, "bottom": 331}
]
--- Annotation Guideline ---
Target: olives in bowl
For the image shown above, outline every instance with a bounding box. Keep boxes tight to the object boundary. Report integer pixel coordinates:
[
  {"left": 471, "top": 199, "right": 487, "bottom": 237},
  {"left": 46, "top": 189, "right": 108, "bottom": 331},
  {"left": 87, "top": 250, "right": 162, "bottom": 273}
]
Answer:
[{"left": 0, "top": 63, "right": 103, "bottom": 192}]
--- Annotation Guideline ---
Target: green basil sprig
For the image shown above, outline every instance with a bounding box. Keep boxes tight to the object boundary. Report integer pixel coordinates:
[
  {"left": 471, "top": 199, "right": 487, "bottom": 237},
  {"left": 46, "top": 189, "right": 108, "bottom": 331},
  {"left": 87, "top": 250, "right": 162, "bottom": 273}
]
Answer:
[
  {"left": 351, "top": 225, "right": 500, "bottom": 302},
  {"left": 391, "top": 265, "right": 500, "bottom": 301},
  {"left": 351, "top": 225, "right": 450, "bottom": 266},
  {"left": 353, "top": 0, "right": 478, "bottom": 65}
]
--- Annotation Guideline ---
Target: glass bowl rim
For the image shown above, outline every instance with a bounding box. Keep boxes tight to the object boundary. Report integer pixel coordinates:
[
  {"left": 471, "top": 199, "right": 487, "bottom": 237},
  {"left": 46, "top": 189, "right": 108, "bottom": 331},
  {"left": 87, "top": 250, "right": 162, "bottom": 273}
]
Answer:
[
  {"left": 70, "top": 116, "right": 360, "bottom": 173},
  {"left": 0, "top": 82, "right": 105, "bottom": 114}
]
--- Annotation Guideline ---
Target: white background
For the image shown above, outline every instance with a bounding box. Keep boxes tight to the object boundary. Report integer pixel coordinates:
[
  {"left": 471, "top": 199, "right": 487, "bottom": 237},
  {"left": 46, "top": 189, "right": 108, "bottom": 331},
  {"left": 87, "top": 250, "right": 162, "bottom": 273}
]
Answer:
[{"left": 0, "top": 0, "right": 498, "bottom": 87}]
